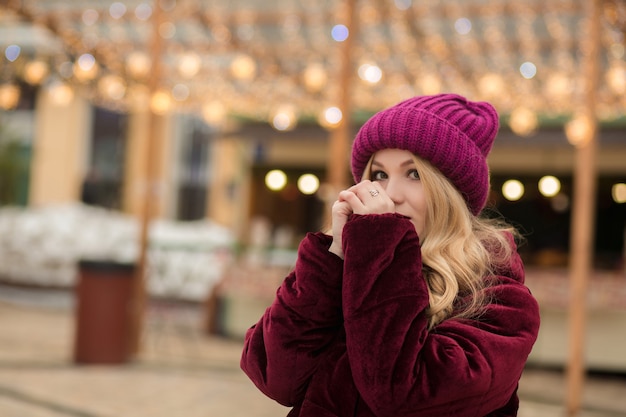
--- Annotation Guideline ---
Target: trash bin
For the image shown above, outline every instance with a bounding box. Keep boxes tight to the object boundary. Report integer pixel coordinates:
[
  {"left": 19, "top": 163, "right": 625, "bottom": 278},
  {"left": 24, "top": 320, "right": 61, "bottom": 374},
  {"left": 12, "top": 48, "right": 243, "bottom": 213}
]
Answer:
[{"left": 74, "top": 260, "right": 135, "bottom": 364}]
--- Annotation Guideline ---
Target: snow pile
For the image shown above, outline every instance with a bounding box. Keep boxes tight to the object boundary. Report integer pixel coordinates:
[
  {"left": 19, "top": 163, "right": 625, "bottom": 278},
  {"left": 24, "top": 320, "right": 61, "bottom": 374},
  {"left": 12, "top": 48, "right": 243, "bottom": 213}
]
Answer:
[{"left": 0, "top": 203, "right": 235, "bottom": 301}]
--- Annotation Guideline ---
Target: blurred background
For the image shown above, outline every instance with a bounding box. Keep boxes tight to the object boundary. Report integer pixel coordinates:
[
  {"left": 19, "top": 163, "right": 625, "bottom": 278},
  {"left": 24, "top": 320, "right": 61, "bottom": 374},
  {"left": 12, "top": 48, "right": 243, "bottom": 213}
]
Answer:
[{"left": 0, "top": 0, "right": 625, "bottom": 416}]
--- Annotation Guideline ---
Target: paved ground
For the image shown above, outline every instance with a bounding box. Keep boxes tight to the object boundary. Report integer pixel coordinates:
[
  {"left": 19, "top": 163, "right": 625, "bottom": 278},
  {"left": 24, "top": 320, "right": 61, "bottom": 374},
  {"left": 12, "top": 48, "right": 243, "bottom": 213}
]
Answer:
[{"left": 0, "top": 284, "right": 624, "bottom": 417}]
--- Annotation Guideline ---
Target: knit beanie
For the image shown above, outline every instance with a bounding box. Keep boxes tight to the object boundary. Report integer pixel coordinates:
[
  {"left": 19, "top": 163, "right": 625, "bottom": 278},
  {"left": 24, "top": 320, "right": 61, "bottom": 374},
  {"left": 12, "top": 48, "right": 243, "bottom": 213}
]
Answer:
[{"left": 351, "top": 93, "right": 499, "bottom": 215}]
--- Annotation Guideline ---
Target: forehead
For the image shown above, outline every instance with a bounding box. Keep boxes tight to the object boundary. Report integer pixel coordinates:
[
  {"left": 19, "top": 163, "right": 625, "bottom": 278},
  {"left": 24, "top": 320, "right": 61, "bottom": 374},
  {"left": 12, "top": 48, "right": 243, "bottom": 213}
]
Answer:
[{"left": 371, "top": 148, "right": 417, "bottom": 164}]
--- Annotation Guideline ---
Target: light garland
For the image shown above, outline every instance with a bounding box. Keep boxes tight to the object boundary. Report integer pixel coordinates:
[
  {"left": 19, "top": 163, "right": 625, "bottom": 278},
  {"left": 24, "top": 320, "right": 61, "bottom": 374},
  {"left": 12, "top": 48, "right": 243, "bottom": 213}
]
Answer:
[{"left": 0, "top": 0, "right": 624, "bottom": 128}]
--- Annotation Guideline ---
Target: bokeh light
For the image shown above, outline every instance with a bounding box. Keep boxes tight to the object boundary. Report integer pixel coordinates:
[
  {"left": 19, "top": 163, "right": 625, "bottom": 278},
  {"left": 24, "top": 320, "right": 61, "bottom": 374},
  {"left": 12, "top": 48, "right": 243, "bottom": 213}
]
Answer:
[
  {"left": 502, "top": 179, "right": 525, "bottom": 201},
  {"left": 297, "top": 174, "right": 320, "bottom": 195},
  {"left": 538, "top": 176, "right": 561, "bottom": 197},
  {"left": 265, "top": 170, "right": 288, "bottom": 191}
]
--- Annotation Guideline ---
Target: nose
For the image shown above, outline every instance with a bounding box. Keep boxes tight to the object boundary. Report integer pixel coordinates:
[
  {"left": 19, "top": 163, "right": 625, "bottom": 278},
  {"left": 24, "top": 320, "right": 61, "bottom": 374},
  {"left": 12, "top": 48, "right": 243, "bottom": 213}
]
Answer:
[{"left": 382, "top": 178, "right": 404, "bottom": 205}]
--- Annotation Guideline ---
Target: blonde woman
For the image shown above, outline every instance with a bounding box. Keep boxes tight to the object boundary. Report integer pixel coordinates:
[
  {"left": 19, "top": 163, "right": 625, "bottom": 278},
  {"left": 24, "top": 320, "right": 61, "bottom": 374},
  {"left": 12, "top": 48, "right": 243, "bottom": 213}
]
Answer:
[{"left": 241, "top": 94, "right": 540, "bottom": 417}]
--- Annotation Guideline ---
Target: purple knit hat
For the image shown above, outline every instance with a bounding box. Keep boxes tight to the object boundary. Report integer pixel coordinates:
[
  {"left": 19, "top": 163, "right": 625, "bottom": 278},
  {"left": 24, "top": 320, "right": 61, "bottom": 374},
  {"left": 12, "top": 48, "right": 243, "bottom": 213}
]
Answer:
[{"left": 351, "top": 93, "right": 499, "bottom": 215}]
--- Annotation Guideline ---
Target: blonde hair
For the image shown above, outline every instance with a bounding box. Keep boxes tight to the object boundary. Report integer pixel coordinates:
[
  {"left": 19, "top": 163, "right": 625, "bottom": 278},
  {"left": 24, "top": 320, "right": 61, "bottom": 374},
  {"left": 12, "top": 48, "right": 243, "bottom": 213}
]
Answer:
[{"left": 364, "top": 154, "right": 517, "bottom": 329}]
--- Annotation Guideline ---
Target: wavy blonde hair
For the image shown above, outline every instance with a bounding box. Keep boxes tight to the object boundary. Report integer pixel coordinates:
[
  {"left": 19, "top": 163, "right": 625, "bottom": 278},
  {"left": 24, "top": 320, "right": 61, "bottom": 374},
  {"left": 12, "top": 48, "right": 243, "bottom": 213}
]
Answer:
[{"left": 364, "top": 154, "right": 518, "bottom": 329}]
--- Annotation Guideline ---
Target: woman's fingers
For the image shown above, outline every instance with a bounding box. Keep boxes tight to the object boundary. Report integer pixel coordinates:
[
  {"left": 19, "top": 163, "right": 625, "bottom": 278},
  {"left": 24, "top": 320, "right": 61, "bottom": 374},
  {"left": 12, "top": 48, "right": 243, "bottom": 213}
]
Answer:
[{"left": 340, "top": 181, "right": 394, "bottom": 215}]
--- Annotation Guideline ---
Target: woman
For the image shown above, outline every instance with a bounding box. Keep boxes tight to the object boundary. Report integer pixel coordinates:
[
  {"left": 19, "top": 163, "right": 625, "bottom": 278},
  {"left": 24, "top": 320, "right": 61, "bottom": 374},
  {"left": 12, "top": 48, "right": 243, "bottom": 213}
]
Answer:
[{"left": 241, "top": 93, "right": 540, "bottom": 416}]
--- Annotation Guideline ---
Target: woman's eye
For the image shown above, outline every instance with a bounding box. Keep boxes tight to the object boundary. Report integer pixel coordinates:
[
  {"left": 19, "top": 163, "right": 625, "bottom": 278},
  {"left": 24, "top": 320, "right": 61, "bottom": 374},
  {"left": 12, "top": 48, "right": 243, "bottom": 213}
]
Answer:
[
  {"left": 371, "top": 170, "right": 387, "bottom": 181},
  {"left": 408, "top": 169, "right": 420, "bottom": 180}
]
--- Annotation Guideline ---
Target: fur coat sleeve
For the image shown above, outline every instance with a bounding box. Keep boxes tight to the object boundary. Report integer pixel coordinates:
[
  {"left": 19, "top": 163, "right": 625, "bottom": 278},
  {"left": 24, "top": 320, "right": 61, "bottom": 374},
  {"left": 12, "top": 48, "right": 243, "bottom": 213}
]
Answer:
[{"left": 241, "top": 213, "right": 540, "bottom": 417}]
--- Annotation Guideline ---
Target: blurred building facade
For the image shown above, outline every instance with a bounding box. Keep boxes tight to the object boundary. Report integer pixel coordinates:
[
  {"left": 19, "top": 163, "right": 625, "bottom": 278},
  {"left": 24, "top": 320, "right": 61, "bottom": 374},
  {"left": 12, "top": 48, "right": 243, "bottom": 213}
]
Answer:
[
  {"left": 1, "top": 87, "right": 625, "bottom": 271},
  {"left": 1, "top": 1, "right": 625, "bottom": 265}
]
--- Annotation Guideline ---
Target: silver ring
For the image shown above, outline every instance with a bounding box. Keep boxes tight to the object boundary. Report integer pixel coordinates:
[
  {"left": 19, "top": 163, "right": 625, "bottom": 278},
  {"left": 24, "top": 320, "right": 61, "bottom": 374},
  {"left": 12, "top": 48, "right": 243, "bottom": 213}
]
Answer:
[{"left": 369, "top": 189, "right": 380, "bottom": 197}]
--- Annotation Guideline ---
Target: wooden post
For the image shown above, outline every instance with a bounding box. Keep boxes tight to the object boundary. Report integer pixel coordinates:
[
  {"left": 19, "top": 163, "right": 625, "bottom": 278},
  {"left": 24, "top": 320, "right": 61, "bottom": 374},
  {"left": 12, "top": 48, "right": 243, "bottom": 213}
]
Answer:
[
  {"left": 129, "top": 0, "right": 164, "bottom": 356},
  {"left": 564, "top": 0, "right": 601, "bottom": 414},
  {"left": 327, "top": 0, "right": 358, "bottom": 209}
]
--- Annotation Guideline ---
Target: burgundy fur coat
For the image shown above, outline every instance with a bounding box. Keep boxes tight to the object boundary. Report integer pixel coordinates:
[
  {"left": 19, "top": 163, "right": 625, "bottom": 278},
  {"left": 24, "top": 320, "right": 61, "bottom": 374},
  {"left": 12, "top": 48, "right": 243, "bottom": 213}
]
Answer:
[{"left": 241, "top": 213, "right": 540, "bottom": 417}]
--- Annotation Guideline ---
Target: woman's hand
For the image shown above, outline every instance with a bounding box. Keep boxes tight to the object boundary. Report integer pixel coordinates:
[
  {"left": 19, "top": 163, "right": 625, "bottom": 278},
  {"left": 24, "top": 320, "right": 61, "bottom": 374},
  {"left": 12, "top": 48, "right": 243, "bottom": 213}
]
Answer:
[{"left": 328, "top": 181, "right": 395, "bottom": 259}]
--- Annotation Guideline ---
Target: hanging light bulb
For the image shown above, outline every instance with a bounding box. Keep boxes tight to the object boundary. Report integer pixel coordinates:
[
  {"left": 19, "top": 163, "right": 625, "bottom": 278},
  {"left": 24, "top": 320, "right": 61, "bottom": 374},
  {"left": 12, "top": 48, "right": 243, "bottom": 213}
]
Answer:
[
  {"left": 417, "top": 74, "right": 441, "bottom": 95},
  {"left": 318, "top": 106, "right": 342, "bottom": 129},
  {"left": 48, "top": 81, "right": 74, "bottom": 106},
  {"left": 23, "top": 60, "right": 49, "bottom": 85},
  {"left": 271, "top": 105, "right": 297, "bottom": 131},
  {"left": 565, "top": 113, "right": 594, "bottom": 147},
  {"left": 545, "top": 72, "right": 572, "bottom": 100},
  {"left": 606, "top": 65, "right": 626, "bottom": 94},
  {"left": 265, "top": 170, "right": 287, "bottom": 191},
  {"left": 612, "top": 183, "right": 626, "bottom": 204},
  {"left": 478, "top": 73, "right": 505, "bottom": 99},
  {"left": 502, "top": 179, "right": 524, "bottom": 201},
  {"left": 0, "top": 83, "right": 20, "bottom": 110},
  {"left": 126, "top": 51, "right": 151, "bottom": 79},
  {"left": 538, "top": 176, "right": 561, "bottom": 197},
  {"left": 98, "top": 74, "right": 126, "bottom": 100},
  {"left": 150, "top": 89, "right": 171, "bottom": 115},
  {"left": 303, "top": 63, "right": 327, "bottom": 92},
  {"left": 509, "top": 107, "right": 538, "bottom": 136},
  {"left": 73, "top": 54, "right": 99, "bottom": 82},
  {"left": 358, "top": 63, "right": 383, "bottom": 84},
  {"left": 178, "top": 52, "right": 202, "bottom": 78},
  {"left": 230, "top": 54, "right": 256, "bottom": 81},
  {"left": 297, "top": 174, "right": 320, "bottom": 195},
  {"left": 201, "top": 101, "right": 227, "bottom": 126}
]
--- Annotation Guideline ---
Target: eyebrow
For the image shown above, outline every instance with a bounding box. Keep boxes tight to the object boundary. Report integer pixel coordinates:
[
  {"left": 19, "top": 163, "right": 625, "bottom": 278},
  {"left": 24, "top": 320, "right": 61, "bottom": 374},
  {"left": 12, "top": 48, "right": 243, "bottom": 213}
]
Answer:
[{"left": 371, "top": 158, "right": 415, "bottom": 168}]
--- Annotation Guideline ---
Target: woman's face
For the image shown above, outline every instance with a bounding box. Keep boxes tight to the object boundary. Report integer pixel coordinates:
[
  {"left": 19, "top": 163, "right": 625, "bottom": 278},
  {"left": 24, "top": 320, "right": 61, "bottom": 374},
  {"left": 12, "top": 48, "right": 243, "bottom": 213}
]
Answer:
[{"left": 369, "top": 148, "right": 427, "bottom": 236}]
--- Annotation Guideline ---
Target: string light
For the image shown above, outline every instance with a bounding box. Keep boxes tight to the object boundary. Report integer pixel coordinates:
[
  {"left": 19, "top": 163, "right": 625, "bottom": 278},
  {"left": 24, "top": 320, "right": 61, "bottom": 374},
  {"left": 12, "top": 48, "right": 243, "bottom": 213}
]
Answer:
[
  {"left": 502, "top": 180, "right": 525, "bottom": 202},
  {"left": 538, "top": 176, "right": 561, "bottom": 197},
  {"left": 0, "top": 0, "right": 622, "bottom": 130},
  {"left": 265, "top": 170, "right": 287, "bottom": 191}
]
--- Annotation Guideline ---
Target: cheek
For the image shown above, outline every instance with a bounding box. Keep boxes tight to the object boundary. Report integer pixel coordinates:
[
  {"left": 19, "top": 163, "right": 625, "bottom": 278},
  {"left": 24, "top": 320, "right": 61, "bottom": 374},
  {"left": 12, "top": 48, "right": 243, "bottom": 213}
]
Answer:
[{"left": 409, "top": 192, "right": 428, "bottom": 235}]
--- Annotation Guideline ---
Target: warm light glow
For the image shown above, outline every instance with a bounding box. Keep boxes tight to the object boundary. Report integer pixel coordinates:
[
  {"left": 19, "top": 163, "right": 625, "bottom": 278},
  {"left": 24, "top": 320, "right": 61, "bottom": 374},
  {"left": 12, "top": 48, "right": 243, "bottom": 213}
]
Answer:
[
  {"left": 509, "top": 107, "right": 538, "bottom": 136},
  {"left": 74, "top": 54, "right": 99, "bottom": 81},
  {"left": 303, "top": 63, "right": 327, "bottom": 92},
  {"left": 545, "top": 72, "right": 571, "bottom": 100},
  {"left": 48, "top": 82, "right": 74, "bottom": 106},
  {"left": 23, "top": 60, "right": 49, "bottom": 85},
  {"left": 126, "top": 52, "right": 151, "bottom": 79},
  {"left": 98, "top": 75, "right": 126, "bottom": 100},
  {"left": 0, "top": 84, "right": 20, "bottom": 110},
  {"left": 1, "top": 0, "right": 623, "bottom": 130},
  {"left": 265, "top": 170, "right": 288, "bottom": 191},
  {"left": 565, "top": 114, "right": 594, "bottom": 146},
  {"left": 178, "top": 53, "right": 202, "bottom": 78},
  {"left": 606, "top": 65, "right": 626, "bottom": 94},
  {"left": 298, "top": 174, "right": 320, "bottom": 195},
  {"left": 271, "top": 106, "right": 297, "bottom": 131},
  {"left": 538, "top": 176, "right": 561, "bottom": 197},
  {"left": 417, "top": 74, "right": 441, "bottom": 95},
  {"left": 478, "top": 73, "right": 505, "bottom": 99},
  {"left": 358, "top": 63, "right": 383, "bottom": 84},
  {"left": 612, "top": 183, "right": 626, "bottom": 204},
  {"left": 502, "top": 180, "right": 524, "bottom": 201},
  {"left": 201, "top": 101, "right": 226, "bottom": 125},
  {"left": 319, "top": 106, "right": 343, "bottom": 129},
  {"left": 150, "top": 90, "right": 172, "bottom": 115},
  {"left": 230, "top": 54, "right": 256, "bottom": 81}
]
